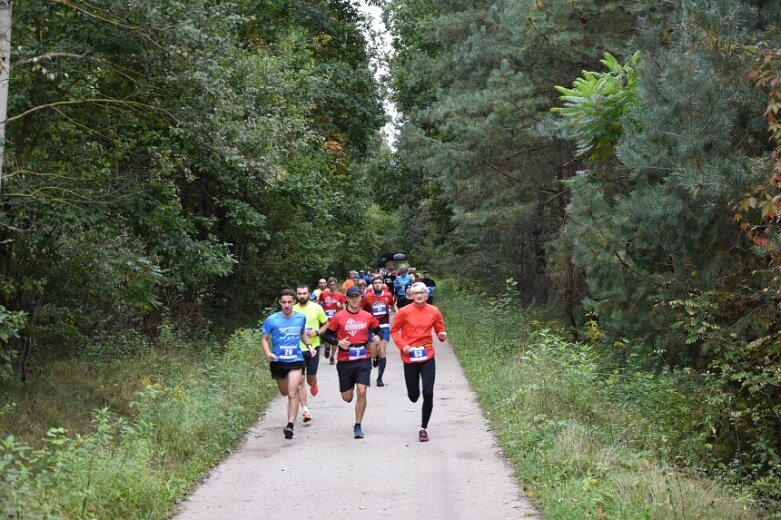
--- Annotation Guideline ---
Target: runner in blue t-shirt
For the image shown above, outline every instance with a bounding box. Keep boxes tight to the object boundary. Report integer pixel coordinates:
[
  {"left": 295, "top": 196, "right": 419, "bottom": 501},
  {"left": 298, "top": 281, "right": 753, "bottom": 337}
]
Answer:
[
  {"left": 393, "top": 268, "right": 413, "bottom": 309},
  {"left": 261, "top": 288, "right": 316, "bottom": 440}
]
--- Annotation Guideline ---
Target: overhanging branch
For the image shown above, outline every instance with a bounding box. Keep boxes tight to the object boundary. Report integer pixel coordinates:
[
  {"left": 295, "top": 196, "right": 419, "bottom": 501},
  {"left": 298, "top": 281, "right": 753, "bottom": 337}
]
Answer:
[
  {"left": 5, "top": 98, "right": 171, "bottom": 124},
  {"left": 12, "top": 52, "right": 87, "bottom": 69}
]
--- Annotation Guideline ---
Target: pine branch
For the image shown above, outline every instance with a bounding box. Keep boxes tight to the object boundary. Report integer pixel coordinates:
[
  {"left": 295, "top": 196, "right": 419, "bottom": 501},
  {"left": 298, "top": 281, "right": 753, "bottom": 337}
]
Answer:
[{"left": 450, "top": 145, "right": 524, "bottom": 184}]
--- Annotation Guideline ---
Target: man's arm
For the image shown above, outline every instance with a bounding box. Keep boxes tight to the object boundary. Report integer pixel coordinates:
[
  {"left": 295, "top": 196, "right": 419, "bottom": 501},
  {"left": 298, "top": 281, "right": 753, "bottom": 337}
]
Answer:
[
  {"left": 433, "top": 309, "right": 447, "bottom": 342},
  {"left": 261, "top": 333, "right": 276, "bottom": 361},
  {"left": 300, "top": 328, "right": 316, "bottom": 356},
  {"left": 322, "top": 324, "right": 338, "bottom": 346},
  {"left": 390, "top": 312, "right": 409, "bottom": 352}
]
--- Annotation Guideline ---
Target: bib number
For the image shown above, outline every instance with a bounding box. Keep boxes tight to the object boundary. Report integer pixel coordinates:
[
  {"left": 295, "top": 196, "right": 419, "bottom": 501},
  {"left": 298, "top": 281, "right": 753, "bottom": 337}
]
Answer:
[
  {"left": 372, "top": 302, "right": 387, "bottom": 317},
  {"left": 278, "top": 347, "right": 297, "bottom": 361},
  {"left": 409, "top": 346, "right": 428, "bottom": 362},
  {"left": 325, "top": 309, "right": 336, "bottom": 318},
  {"left": 348, "top": 346, "right": 367, "bottom": 360}
]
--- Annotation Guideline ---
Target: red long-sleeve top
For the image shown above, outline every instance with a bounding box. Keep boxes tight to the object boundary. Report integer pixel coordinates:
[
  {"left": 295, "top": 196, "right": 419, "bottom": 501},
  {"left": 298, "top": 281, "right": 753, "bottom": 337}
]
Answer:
[{"left": 391, "top": 303, "right": 446, "bottom": 364}]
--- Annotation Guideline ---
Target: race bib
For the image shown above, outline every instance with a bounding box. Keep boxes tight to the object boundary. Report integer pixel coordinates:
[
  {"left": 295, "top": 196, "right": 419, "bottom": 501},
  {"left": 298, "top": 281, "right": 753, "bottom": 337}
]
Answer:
[
  {"left": 408, "top": 346, "right": 428, "bottom": 362},
  {"left": 325, "top": 309, "right": 336, "bottom": 318},
  {"left": 348, "top": 345, "right": 367, "bottom": 360},
  {"left": 277, "top": 347, "right": 298, "bottom": 361},
  {"left": 371, "top": 302, "right": 387, "bottom": 317}
]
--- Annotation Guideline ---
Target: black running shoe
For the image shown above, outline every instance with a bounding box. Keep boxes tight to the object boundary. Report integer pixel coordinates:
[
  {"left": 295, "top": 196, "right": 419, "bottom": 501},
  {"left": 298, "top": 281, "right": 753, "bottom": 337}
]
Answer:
[
  {"left": 372, "top": 356, "right": 379, "bottom": 367},
  {"left": 284, "top": 425, "right": 294, "bottom": 439}
]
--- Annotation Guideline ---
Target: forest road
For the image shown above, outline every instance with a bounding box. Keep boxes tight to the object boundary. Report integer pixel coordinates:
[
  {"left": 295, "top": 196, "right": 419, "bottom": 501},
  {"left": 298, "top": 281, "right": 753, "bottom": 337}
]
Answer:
[{"left": 172, "top": 333, "right": 539, "bottom": 520}]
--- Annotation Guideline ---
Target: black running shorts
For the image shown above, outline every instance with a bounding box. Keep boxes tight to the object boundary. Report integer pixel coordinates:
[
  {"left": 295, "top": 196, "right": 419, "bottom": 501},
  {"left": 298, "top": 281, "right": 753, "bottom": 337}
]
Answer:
[
  {"left": 269, "top": 361, "right": 305, "bottom": 380},
  {"left": 336, "top": 358, "right": 371, "bottom": 392}
]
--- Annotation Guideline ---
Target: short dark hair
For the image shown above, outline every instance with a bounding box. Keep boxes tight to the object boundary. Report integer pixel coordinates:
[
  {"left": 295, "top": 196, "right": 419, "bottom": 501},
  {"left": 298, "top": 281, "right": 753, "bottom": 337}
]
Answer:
[
  {"left": 296, "top": 283, "right": 309, "bottom": 291},
  {"left": 279, "top": 288, "right": 295, "bottom": 299}
]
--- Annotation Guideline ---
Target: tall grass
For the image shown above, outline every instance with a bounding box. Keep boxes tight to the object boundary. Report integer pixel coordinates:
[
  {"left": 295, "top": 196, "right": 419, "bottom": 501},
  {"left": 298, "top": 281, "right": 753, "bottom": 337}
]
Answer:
[
  {"left": 438, "top": 281, "right": 758, "bottom": 519},
  {"left": 0, "top": 329, "right": 276, "bottom": 519}
]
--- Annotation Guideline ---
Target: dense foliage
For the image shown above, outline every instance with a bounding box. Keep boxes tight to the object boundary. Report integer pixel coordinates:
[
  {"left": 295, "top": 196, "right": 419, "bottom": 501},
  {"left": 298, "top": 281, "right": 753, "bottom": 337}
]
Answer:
[
  {"left": 0, "top": 1, "right": 386, "bottom": 380},
  {"left": 384, "top": 0, "right": 781, "bottom": 505}
]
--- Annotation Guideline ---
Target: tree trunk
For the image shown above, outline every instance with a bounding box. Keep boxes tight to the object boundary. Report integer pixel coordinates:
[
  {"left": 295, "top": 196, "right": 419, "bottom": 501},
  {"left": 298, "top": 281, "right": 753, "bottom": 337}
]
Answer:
[{"left": 0, "top": 1, "right": 12, "bottom": 192}]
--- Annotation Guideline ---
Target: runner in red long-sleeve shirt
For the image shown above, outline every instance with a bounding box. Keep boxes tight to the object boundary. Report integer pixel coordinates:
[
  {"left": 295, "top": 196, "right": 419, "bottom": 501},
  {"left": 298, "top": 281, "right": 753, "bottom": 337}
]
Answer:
[{"left": 390, "top": 282, "right": 447, "bottom": 442}]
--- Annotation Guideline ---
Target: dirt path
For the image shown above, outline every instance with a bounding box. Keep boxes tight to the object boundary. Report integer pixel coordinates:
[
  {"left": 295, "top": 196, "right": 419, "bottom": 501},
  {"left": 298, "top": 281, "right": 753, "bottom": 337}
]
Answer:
[{"left": 172, "top": 336, "right": 539, "bottom": 520}]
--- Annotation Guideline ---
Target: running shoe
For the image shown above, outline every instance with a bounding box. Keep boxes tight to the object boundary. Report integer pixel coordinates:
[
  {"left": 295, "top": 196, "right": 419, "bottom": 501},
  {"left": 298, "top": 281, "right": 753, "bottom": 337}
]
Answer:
[
  {"left": 372, "top": 356, "right": 379, "bottom": 367},
  {"left": 284, "top": 425, "right": 294, "bottom": 439},
  {"left": 353, "top": 424, "right": 364, "bottom": 439},
  {"left": 329, "top": 357, "right": 335, "bottom": 365},
  {"left": 324, "top": 345, "right": 330, "bottom": 359},
  {"left": 376, "top": 378, "right": 385, "bottom": 387},
  {"left": 310, "top": 383, "right": 319, "bottom": 397},
  {"left": 418, "top": 428, "right": 429, "bottom": 442},
  {"left": 302, "top": 411, "right": 312, "bottom": 423}
]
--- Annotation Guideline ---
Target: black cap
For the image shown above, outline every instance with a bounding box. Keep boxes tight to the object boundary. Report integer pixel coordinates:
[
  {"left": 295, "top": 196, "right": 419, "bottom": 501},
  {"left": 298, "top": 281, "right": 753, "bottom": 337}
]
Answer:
[{"left": 346, "top": 286, "right": 362, "bottom": 297}]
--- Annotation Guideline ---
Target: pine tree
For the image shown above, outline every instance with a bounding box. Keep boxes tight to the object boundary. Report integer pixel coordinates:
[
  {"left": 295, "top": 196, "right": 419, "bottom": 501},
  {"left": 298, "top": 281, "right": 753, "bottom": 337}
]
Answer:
[{"left": 386, "top": 0, "right": 658, "bottom": 305}]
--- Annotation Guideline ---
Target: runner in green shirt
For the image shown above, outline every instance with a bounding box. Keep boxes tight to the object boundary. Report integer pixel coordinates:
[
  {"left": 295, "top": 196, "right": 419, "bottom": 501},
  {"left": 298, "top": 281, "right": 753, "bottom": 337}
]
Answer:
[{"left": 293, "top": 284, "right": 329, "bottom": 422}]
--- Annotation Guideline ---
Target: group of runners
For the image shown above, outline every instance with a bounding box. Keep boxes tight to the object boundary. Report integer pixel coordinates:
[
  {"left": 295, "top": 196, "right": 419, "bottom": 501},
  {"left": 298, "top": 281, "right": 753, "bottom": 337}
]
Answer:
[{"left": 260, "top": 269, "right": 446, "bottom": 443}]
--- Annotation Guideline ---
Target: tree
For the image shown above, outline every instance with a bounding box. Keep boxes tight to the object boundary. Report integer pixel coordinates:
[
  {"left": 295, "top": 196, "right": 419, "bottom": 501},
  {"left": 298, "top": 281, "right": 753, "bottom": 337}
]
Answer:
[
  {"left": 385, "top": 0, "right": 658, "bottom": 309},
  {"left": 0, "top": 0, "right": 386, "bottom": 379}
]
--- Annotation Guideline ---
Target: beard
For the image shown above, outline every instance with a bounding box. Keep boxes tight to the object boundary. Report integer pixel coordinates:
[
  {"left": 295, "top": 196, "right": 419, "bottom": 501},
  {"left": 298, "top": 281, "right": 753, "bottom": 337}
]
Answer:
[{"left": 297, "top": 296, "right": 308, "bottom": 305}]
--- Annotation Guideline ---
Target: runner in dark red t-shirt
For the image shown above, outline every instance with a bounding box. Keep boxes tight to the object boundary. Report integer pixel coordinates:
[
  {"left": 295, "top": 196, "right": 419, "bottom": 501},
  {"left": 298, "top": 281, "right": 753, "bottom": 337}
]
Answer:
[
  {"left": 363, "top": 275, "right": 397, "bottom": 387},
  {"left": 323, "top": 285, "right": 381, "bottom": 439},
  {"left": 318, "top": 277, "right": 346, "bottom": 364}
]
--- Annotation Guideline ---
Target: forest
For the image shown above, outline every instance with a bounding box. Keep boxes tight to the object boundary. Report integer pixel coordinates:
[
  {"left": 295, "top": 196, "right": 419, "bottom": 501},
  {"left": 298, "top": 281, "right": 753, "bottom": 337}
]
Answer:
[{"left": 1, "top": 0, "right": 781, "bottom": 517}]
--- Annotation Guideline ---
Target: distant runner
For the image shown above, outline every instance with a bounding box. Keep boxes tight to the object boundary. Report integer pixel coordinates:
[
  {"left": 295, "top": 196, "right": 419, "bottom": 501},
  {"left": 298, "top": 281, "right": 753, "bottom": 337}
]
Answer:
[
  {"left": 311, "top": 278, "right": 328, "bottom": 302},
  {"left": 390, "top": 282, "right": 447, "bottom": 442},
  {"left": 363, "top": 275, "right": 396, "bottom": 387},
  {"left": 261, "top": 288, "right": 317, "bottom": 440},
  {"left": 323, "top": 286, "right": 382, "bottom": 439},
  {"left": 393, "top": 267, "right": 413, "bottom": 309},
  {"left": 318, "top": 277, "right": 346, "bottom": 365}
]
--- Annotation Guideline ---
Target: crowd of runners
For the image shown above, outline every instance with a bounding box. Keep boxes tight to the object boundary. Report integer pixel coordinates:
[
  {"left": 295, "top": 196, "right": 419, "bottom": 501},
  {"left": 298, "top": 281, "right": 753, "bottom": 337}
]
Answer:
[{"left": 260, "top": 267, "right": 444, "bottom": 443}]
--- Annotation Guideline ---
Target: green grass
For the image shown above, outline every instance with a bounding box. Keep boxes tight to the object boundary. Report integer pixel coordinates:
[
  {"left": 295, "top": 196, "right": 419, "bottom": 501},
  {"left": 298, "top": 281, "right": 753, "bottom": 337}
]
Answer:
[
  {"left": 0, "top": 328, "right": 277, "bottom": 519},
  {"left": 438, "top": 281, "right": 760, "bottom": 519}
]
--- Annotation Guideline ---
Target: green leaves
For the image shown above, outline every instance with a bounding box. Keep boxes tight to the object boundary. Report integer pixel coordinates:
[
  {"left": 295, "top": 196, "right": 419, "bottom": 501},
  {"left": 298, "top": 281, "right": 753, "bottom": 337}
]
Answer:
[
  {"left": 0, "top": 0, "right": 386, "bottom": 366},
  {"left": 552, "top": 51, "right": 640, "bottom": 161}
]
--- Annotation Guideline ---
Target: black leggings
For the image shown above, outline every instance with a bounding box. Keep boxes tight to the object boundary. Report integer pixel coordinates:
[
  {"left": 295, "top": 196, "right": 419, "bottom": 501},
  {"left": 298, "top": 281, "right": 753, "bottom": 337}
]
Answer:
[{"left": 403, "top": 357, "right": 436, "bottom": 429}]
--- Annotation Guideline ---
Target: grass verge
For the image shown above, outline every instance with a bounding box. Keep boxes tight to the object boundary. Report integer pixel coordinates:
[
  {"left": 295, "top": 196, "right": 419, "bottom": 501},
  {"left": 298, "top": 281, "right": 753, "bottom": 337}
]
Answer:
[
  {"left": 1, "top": 328, "right": 276, "bottom": 519},
  {"left": 438, "top": 281, "right": 759, "bottom": 519}
]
